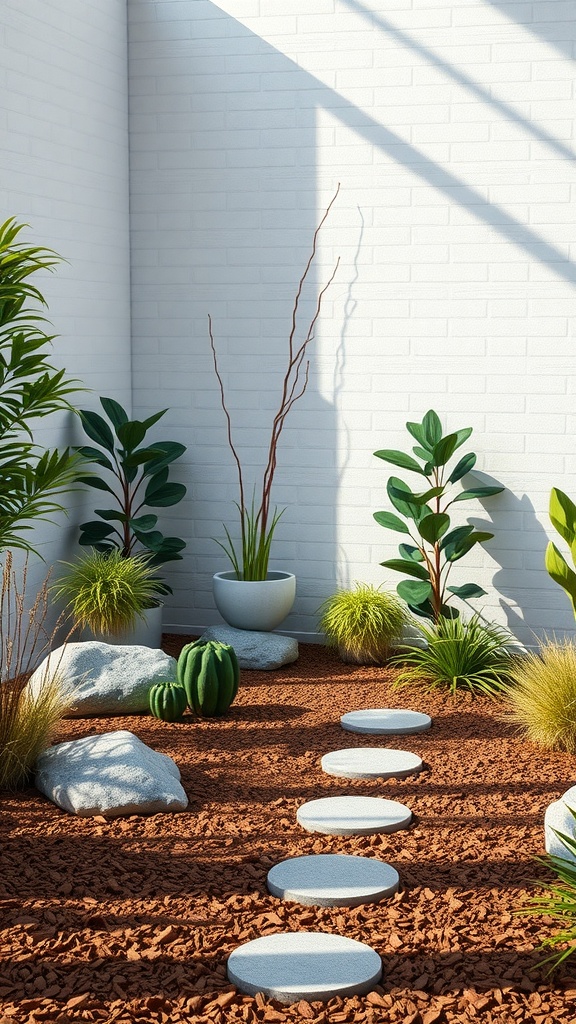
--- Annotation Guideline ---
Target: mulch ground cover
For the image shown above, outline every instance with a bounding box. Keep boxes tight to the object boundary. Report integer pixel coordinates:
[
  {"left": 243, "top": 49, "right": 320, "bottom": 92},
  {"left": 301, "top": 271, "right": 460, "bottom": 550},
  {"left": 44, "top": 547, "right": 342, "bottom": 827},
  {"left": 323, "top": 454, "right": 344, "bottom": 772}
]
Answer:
[{"left": 1, "top": 637, "right": 576, "bottom": 1024}]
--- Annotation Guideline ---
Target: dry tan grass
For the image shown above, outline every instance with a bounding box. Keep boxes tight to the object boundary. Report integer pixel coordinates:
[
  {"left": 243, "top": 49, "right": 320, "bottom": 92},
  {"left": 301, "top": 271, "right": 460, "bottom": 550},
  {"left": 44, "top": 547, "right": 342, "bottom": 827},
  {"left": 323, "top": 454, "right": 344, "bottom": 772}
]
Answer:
[{"left": 505, "top": 638, "right": 576, "bottom": 752}]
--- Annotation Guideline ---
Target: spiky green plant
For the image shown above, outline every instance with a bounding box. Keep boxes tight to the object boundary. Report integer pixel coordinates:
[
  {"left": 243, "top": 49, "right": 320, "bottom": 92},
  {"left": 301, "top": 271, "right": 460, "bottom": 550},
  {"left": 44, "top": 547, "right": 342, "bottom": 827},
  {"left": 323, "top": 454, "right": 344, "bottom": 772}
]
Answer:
[
  {"left": 52, "top": 550, "right": 164, "bottom": 636},
  {"left": 318, "top": 583, "right": 407, "bottom": 664},
  {"left": 504, "top": 639, "right": 576, "bottom": 753},
  {"left": 0, "top": 552, "right": 73, "bottom": 790},
  {"left": 519, "top": 810, "right": 576, "bottom": 973},
  {"left": 390, "top": 614, "right": 514, "bottom": 697}
]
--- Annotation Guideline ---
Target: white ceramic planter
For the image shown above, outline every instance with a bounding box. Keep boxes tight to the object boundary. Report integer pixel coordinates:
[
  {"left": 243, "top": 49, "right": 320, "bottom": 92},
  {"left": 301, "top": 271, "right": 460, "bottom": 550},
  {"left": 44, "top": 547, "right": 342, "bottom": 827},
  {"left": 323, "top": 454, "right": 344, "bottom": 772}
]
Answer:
[
  {"left": 84, "top": 603, "right": 164, "bottom": 648},
  {"left": 213, "top": 571, "right": 296, "bottom": 631}
]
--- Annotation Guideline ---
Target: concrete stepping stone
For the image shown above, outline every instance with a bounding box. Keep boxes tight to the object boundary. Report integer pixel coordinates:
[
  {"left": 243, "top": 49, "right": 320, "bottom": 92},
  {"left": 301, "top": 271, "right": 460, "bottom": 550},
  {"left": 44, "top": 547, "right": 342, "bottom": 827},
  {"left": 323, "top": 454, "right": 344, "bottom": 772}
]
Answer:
[
  {"left": 267, "top": 853, "right": 399, "bottom": 907},
  {"left": 341, "top": 708, "right": 432, "bottom": 735},
  {"left": 297, "top": 795, "right": 412, "bottom": 836},
  {"left": 321, "top": 747, "right": 422, "bottom": 780},
  {"left": 227, "top": 931, "right": 382, "bottom": 1002}
]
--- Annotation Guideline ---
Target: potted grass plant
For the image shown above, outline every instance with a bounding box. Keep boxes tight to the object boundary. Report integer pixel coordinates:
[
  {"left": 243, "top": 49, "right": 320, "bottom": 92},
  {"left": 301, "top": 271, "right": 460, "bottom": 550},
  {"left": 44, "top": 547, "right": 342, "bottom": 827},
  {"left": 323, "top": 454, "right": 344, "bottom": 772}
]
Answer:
[
  {"left": 209, "top": 186, "right": 340, "bottom": 631},
  {"left": 318, "top": 583, "right": 408, "bottom": 665},
  {"left": 52, "top": 550, "right": 166, "bottom": 647}
]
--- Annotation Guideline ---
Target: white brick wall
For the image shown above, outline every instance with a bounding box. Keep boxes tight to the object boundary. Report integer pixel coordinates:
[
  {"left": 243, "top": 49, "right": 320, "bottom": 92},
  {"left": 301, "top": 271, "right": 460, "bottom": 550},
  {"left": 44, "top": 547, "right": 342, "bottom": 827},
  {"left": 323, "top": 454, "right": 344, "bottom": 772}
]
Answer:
[
  {"left": 128, "top": 0, "right": 576, "bottom": 643},
  {"left": 0, "top": 0, "right": 131, "bottom": 592}
]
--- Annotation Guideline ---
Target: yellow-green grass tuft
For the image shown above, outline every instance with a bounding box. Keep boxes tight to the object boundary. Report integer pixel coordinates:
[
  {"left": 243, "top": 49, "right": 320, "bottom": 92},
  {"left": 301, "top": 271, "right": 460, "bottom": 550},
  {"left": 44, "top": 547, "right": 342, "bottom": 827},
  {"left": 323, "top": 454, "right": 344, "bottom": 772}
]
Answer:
[
  {"left": 318, "top": 583, "right": 407, "bottom": 664},
  {"left": 0, "top": 673, "right": 72, "bottom": 791},
  {"left": 52, "top": 550, "right": 162, "bottom": 636},
  {"left": 505, "top": 639, "right": 576, "bottom": 752}
]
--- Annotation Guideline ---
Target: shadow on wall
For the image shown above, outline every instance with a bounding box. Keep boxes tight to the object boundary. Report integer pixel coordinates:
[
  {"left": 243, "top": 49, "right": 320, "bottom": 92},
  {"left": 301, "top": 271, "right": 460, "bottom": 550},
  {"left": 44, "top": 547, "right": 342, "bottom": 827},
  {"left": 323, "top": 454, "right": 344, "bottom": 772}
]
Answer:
[{"left": 129, "top": 0, "right": 576, "bottom": 635}]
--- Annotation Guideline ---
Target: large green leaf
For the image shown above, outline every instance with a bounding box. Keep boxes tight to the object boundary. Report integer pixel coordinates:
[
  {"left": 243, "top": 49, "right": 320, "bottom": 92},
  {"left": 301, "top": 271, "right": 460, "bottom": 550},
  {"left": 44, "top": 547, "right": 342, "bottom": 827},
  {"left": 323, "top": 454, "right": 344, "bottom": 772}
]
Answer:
[
  {"left": 144, "top": 468, "right": 186, "bottom": 507},
  {"left": 422, "top": 409, "right": 443, "bottom": 447},
  {"left": 79, "top": 409, "right": 115, "bottom": 453},
  {"left": 448, "top": 451, "right": 476, "bottom": 484},
  {"left": 445, "top": 530, "right": 494, "bottom": 562},
  {"left": 78, "top": 520, "right": 117, "bottom": 542},
  {"left": 550, "top": 488, "right": 576, "bottom": 546},
  {"left": 397, "top": 579, "right": 433, "bottom": 606},
  {"left": 117, "top": 420, "right": 147, "bottom": 452},
  {"left": 76, "top": 475, "right": 117, "bottom": 496},
  {"left": 440, "top": 524, "right": 474, "bottom": 552},
  {"left": 381, "top": 558, "right": 430, "bottom": 581},
  {"left": 398, "top": 543, "right": 424, "bottom": 562},
  {"left": 387, "top": 477, "right": 424, "bottom": 522},
  {"left": 373, "top": 449, "right": 426, "bottom": 475},
  {"left": 417, "top": 512, "right": 450, "bottom": 545},
  {"left": 546, "top": 542, "right": 576, "bottom": 615},
  {"left": 452, "top": 486, "right": 504, "bottom": 502},
  {"left": 142, "top": 408, "right": 167, "bottom": 430},
  {"left": 373, "top": 510, "right": 410, "bottom": 534},
  {"left": 446, "top": 583, "right": 487, "bottom": 599},
  {"left": 452, "top": 426, "right": 473, "bottom": 451},
  {"left": 129, "top": 514, "right": 158, "bottom": 532},
  {"left": 142, "top": 441, "right": 187, "bottom": 476},
  {"left": 100, "top": 396, "right": 128, "bottom": 432},
  {"left": 432, "top": 432, "right": 460, "bottom": 467},
  {"left": 75, "top": 446, "right": 115, "bottom": 473},
  {"left": 123, "top": 446, "right": 166, "bottom": 469}
]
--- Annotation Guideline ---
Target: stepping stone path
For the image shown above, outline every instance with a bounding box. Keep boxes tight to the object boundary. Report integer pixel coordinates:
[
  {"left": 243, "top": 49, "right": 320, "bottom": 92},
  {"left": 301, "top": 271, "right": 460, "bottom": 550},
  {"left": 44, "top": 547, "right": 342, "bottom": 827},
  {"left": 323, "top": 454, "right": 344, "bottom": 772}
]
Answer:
[
  {"left": 267, "top": 853, "right": 399, "bottom": 907},
  {"left": 297, "top": 795, "right": 412, "bottom": 836},
  {"left": 341, "top": 708, "right": 432, "bottom": 735},
  {"left": 321, "top": 746, "right": 423, "bottom": 780},
  {"left": 229, "top": 704, "right": 429, "bottom": 1002},
  {"left": 227, "top": 931, "right": 382, "bottom": 1003}
]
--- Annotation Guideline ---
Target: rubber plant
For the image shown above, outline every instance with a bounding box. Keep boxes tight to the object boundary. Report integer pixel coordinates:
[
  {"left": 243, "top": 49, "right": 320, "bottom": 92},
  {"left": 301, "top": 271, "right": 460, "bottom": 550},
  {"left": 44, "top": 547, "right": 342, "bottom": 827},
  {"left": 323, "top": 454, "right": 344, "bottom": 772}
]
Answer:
[
  {"left": 76, "top": 397, "right": 187, "bottom": 589},
  {"left": 0, "top": 217, "right": 82, "bottom": 553},
  {"left": 373, "top": 409, "right": 503, "bottom": 621},
  {"left": 208, "top": 185, "right": 340, "bottom": 581}
]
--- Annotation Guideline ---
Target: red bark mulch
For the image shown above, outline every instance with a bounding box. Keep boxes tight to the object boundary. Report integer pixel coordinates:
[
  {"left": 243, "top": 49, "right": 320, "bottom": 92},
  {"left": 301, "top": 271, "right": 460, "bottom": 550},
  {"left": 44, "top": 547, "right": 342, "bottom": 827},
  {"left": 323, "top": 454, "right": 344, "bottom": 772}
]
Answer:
[{"left": 1, "top": 637, "right": 575, "bottom": 1024}]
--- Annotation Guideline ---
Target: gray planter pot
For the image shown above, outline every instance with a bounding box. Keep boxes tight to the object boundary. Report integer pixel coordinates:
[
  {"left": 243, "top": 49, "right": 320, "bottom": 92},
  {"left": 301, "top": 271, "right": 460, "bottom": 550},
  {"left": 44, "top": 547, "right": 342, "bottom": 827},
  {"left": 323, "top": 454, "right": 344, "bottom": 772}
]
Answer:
[{"left": 213, "top": 571, "right": 296, "bottom": 631}]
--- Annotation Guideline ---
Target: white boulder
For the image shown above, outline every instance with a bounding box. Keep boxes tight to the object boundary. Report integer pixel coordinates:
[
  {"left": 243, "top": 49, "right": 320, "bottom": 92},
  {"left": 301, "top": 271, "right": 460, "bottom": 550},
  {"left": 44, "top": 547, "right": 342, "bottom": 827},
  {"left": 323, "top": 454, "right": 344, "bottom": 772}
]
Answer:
[
  {"left": 545, "top": 784, "right": 576, "bottom": 865},
  {"left": 35, "top": 730, "right": 188, "bottom": 817},
  {"left": 26, "top": 641, "right": 177, "bottom": 717}
]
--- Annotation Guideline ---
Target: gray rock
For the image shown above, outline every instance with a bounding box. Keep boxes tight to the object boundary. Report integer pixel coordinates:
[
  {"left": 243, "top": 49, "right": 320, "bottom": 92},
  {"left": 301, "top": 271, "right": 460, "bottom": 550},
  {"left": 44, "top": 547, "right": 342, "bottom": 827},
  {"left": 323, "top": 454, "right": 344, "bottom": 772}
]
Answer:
[
  {"left": 35, "top": 729, "right": 188, "bottom": 817},
  {"left": 545, "top": 785, "right": 576, "bottom": 864},
  {"left": 200, "top": 625, "right": 298, "bottom": 670},
  {"left": 26, "top": 641, "right": 177, "bottom": 717}
]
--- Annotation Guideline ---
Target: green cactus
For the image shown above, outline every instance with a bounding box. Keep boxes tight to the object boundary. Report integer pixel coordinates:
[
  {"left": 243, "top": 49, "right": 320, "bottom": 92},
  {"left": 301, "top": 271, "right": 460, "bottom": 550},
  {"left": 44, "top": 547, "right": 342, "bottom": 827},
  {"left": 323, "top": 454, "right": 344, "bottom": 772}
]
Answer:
[
  {"left": 149, "top": 680, "right": 188, "bottom": 722},
  {"left": 177, "top": 639, "right": 239, "bottom": 717}
]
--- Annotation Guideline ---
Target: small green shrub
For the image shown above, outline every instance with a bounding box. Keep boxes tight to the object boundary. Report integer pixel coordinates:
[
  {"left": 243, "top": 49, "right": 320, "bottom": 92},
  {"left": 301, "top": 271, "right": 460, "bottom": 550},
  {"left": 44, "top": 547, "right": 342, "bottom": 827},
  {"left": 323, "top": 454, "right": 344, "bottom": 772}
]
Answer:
[
  {"left": 504, "top": 639, "right": 576, "bottom": 752},
  {"left": 390, "top": 614, "right": 513, "bottom": 697},
  {"left": 318, "top": 583, "right": 407, "bottom": 664},
  {"left": 52, "top": 550, "right": 164, "bottom": 636}
]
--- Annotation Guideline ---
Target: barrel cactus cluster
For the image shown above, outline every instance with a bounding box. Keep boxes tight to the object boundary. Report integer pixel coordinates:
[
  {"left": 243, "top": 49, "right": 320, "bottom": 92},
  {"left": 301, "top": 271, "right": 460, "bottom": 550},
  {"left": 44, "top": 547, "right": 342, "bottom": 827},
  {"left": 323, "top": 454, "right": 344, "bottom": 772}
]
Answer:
[{"left": 149, "top": 639, "right": 240, "bottom": 721}]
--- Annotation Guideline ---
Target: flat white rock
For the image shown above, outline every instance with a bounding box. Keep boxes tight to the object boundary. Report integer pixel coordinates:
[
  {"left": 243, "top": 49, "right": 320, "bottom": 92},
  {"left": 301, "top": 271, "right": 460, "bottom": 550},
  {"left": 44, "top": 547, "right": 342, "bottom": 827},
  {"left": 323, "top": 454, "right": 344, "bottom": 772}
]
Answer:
[
  {"left": 321, "top": 747, "right": 422, "bottom": 780},
  {"left": 200, "top": 625, "right": 298, "bottom": 670},
  {"left": 26, "top": 642, "right": 178, "bottom": 717},
  {"left": 267, "top": 853, "right": 399, "bottom": 907},
  {"left": 297, "top": 795, "right": 412, "bottom": 836},
  {"left": 35, "top": 729, "right": 188, "bottom": 817},
  {"left": 341, "top": 708, "right": 432, "bottom": 735},
  {"left": 227, "top": 931, "right": 382, "bottom": 1002},
  {"left": 545, "top": 785, "right": 576, "bottom": 864}
]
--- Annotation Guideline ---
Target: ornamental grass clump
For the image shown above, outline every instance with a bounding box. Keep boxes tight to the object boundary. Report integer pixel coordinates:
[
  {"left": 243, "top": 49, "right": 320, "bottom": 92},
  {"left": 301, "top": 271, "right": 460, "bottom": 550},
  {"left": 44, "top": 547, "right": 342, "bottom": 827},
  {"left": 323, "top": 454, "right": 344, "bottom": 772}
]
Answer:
[
  {"left": 390, "top": 614, "right": 514, "bottom": 697},
  {"left": 318, "top": 583, "right": 407, "bottom": 664},
  {"left": 518, "top": 813, "right": 576, "bottom": 973},
  {"left": 52, "top": 550, "right": 164, "bottom": 637},
  {"left": 0, "top": 552, "right": 73, "bottom": 790},
  {"left": 504, "top": 639, "right": 576, "bottom": 753}
]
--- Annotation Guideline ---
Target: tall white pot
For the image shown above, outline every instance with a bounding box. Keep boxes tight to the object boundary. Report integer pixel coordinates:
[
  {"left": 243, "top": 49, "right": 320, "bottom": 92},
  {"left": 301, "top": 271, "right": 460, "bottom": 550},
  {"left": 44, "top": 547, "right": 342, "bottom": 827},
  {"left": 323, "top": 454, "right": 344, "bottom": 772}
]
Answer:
[
  {"left": 212, "top": 571, "right": 296, "bottom": 631},
  {"left": 83, "top": 603, "right": 164, "bottom": 648}
]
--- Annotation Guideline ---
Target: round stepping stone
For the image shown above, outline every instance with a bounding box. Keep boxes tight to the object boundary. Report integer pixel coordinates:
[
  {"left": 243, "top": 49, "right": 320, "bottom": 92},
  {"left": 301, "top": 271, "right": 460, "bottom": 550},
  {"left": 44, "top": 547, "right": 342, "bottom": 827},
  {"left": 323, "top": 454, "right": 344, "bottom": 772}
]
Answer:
[
  {"left": 297, "top": 795, "right": 412, "bottom": 836},
  {"left": 321, "top": 747, "right": 422, "bottom": 780},
  {"left": 267, "top": 853, "right": 400, "bottom": 907},
  {"left": 227, "top": 931, "right": 382, "bottom": 1003},
  {"left": 341, "top": 708, "right": 432, "bottom": 735}
]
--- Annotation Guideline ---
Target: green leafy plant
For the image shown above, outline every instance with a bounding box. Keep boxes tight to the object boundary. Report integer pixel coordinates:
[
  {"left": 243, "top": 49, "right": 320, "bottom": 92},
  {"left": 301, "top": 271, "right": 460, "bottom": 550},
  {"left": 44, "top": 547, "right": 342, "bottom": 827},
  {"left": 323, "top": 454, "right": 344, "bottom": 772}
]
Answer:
[
  {"left": 0, "top": 552, "right": 73, "bottom": 790},
  {"left": 76, "top": 396, "right": 187, "bottom": 584},
  {"left": 318, "top": 583, "right": 407, "bottom": 664},
  {"left": 208, "top": 186, "right": 340, "bottom": 581},
  {"left": 504, "top": 639, "right": 576, "bottom": 752},
  {"left": 519, "top": 811, "right": 576, "bottom": 973},
  {"left": 373, "top": 409, "right": 503, "bottom": 621},
  {"left": 390, "top": 614, "right": 514, "bottom": 697},
  {"left": 0, "top": 217, "right": 82, "bottom": 553},
  {"left": 545, "top": 488, "right": 576, "bottom": 617},
  {"left": 52, "top": 549, "right": 165, "bottom": 637}
]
